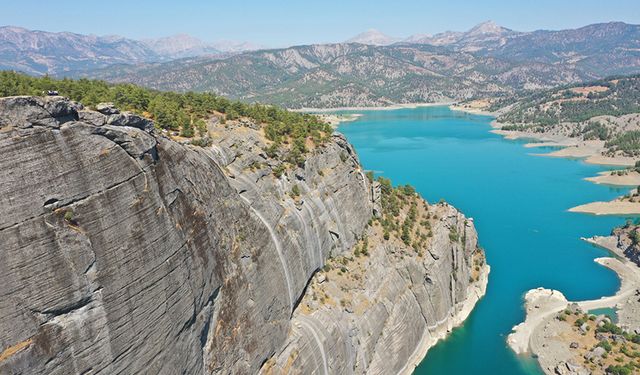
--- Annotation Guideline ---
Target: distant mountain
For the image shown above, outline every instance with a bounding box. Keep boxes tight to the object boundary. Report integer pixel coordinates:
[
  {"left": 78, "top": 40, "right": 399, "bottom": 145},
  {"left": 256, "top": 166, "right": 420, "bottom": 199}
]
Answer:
[
  {"left": 0, "top": 26, "right": 261, "bottom": 75},
  {"left": 403, "top": 21, "right": 640, "bottom": 75},
  {"left": 0, "top": 26, "right": 159, "bottom": 75},
  {"left": 141, "top": 34, "right": 220, "bottom": 59},
  {"left": 142, "top": 34, "right": 264, "bottom": 57},
  {"left": 479, "top": 22, "right": 640, "bottom": 73},
  {"left": 346, "top": 22, "right": 515, "bottom": 47},
  {"left": 403, "top": 21, "right": 518, "bottom": 51},
  {"left": 5, "top": 22, "right": 640, "bottom": 108},
  {"left": 80, "top": 22, "right": 640, "bottom": 108},
  {"left": 210, "top": 40, "right": 265, "bottom": 53},
  {"left": 345, "top": 29, "right": 400, "bottom": 46},
  {"left": 80, "top": 43, "right": 585, "bottom": 108}
]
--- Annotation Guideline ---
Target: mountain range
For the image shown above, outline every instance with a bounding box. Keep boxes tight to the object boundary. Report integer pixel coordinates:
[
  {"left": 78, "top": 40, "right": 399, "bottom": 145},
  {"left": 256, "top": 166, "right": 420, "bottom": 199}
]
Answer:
[
  {"left": 0, "top": 26, "right": 261, "bottom": 75},
  {"left": 78, "top": 22, "right": 640, "bottom": 108},
  {"left": 2, "top": 22, "right": 639, "bottom": 108},
  {"left": 344, "top": 21, "right": 514, "bottom": 48}
]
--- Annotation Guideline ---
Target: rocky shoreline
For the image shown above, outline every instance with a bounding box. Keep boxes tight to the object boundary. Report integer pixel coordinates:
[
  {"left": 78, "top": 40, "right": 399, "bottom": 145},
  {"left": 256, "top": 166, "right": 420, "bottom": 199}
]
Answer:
[
  {"left": 400, "top": 261, "right": 490, "bottom": 375},
  {"left": 469, "top": 100, "right": 640, "bottom": 372},
  {"left": 489, "top": 117, "right": 640, "bottom": 215},
  {"left": 507, "top": 234, "right": 640, "bottom": 374}
]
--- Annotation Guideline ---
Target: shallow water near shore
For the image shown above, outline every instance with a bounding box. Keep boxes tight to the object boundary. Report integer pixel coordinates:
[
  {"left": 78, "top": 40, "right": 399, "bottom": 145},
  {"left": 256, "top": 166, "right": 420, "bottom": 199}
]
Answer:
[
  {"left": 337, "top": 106, "right": 636, "bottom": 375},
  {"left": 588, "top": 307, "right": 618, "bottom": 323}
]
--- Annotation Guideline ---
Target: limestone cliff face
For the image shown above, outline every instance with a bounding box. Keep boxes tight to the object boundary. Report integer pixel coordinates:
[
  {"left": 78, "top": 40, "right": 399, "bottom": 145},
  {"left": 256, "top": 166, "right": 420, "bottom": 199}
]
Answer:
[
  {"left": 0, "top": 96, "right": 487, "bottom": 374},
  {"left": 262, "top": 204, "right": 488, "bottom": 375}
]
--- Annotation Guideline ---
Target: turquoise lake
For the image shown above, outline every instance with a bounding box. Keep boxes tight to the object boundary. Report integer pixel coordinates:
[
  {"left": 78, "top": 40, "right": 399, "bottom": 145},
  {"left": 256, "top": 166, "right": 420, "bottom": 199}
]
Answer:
[{"left": 336, "top": 106, "right": 635, "bottom": 375}]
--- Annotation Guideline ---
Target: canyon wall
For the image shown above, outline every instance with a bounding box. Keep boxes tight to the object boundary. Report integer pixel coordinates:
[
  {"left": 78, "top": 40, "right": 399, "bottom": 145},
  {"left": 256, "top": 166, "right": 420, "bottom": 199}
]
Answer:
[{"left": 0, "top": 96, "right": 486, "bottom": 374}]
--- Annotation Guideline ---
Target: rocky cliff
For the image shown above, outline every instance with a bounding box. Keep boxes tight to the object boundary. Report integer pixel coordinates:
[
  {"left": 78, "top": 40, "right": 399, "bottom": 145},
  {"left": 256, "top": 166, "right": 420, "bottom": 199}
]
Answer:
[
  {"left": 608, "top": 224, "right": 640, "bottom": 267},
  {"left": 0, "top": 96, "right": 487, "bottom": 374},
  {"left": 263, "top": 202, "right": 488, "bottom": 374}
]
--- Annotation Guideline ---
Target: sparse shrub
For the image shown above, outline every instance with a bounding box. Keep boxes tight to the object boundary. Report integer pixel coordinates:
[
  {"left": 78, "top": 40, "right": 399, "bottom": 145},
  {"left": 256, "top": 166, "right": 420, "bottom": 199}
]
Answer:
[
  {"left": 290, "top": 184, "right": 301, "bottom": 198},
  {"left": 273, "top": 164, "right": 286, "bottom": 178},
  {"left": 64, "top": 209, "right": 74, "bottom": 222},
  {"left": 190, "top": 137, "right": 212, "bottom": 147}
]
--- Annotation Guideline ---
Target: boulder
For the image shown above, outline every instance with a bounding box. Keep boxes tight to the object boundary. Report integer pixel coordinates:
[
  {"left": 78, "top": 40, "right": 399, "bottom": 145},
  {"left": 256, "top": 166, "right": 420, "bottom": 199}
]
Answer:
[
  {"left": 78, "top": 109, "right": 107, "bottom": 126},
  {"left": 579, "top": 322, "right": 589, "bottom": 334},
  {"left": 106, "top": 112, "right": 155, "bottom": 133},
  {"left": 584, "top": 346, "right": 606, "bottom": 361},
  {"left": 570, "top": 342, "right": 579, "bottom": 349},
  {"left": 95, "top": 102, "right": 119, "bottom": 115},
  {"left": 611, "top": 334, "right": 626, "bottom": 343},
  {"left": 567, "top": 303, "right": 582, "bottom": 314},
  {"left": 594, "top": 314, "right": 609, "bottom": 327},
  {"left": 554, "top": 360, "right": 590, "bottom": 375}
]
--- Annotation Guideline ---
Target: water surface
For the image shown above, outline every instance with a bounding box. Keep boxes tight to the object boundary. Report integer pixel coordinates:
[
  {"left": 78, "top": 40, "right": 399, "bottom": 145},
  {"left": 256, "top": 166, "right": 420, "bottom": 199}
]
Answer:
[{"left": 336, "top": 106, "right": 634, "bottom": 375}]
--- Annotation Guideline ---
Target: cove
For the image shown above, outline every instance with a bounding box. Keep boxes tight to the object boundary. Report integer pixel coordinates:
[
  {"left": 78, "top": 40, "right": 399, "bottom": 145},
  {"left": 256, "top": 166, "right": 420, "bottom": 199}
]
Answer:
[{"left": 336, "top": 106, "right": 634, "bottom": 375}]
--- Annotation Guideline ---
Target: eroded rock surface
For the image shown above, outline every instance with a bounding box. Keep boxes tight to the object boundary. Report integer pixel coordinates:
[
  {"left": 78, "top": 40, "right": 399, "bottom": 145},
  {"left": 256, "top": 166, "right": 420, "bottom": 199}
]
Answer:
[
  {"left": 262, "top": 203, "right": 488, "bottom": 375},
  {"left": 0, "top": 96, "right": 486, "bottom": 374}
]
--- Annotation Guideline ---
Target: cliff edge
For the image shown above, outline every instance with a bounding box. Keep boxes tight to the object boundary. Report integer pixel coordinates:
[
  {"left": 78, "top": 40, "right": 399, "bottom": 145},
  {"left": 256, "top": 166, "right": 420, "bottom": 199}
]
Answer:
[{"left": 0, "top": 96, "right": 487, "bottom": 374}]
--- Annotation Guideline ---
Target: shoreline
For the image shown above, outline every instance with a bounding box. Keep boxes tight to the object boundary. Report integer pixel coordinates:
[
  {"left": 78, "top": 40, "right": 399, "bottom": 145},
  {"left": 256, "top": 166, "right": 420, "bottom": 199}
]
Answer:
[
  {"left": 568, "top": 200, "right": 640, "bottom": 216},
  {"left": 399, "top": 263, "right": 491, "bottom": 375},
  {"left": 292, "top": 102, "right": 456, "bottom": 113},
  {"left": 507, "top": 253, "right": 640, "bottom": 353},
  {"left": 316, "top": 113, "right": 363, "bottom": 126},
  {"left": 492, "top": 115, "right": 640, "bottom": 372},
  {"left": 585, "top": 170, "right": 640, "bottom": 186},
  {"left": 491, "top": 127, "right": 636, "bottom": 168},
  {"left": 507, "top": 236, "right": 640, "bottom": 374},
  {"left": 448, "top": 104, "right": 497, "bottom": 117},
  {"left": 492, "top": 121, "right": 640, "bottom": 214}
]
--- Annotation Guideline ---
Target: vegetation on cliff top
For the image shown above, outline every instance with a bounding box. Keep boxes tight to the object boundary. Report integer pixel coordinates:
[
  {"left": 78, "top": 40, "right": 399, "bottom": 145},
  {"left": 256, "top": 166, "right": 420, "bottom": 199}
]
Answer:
[
  {"left": 371, "top": 173, "right": 436, "bottom": 255},
  {"left": 0, "top": 71, "right": 332, "bottom": 146}
]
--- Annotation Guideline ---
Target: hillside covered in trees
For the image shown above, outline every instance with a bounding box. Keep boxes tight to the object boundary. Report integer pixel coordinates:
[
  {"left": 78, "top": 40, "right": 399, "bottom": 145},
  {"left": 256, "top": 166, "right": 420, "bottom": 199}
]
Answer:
[
  {"left": 0, "top": 71, "right": 332, "bottom": 147},
  {"left": 497, "top": 75, "right": 640, "bottom": 126},
  {"left": 495, "top": 74, "right": 640, "bottom": 157}
]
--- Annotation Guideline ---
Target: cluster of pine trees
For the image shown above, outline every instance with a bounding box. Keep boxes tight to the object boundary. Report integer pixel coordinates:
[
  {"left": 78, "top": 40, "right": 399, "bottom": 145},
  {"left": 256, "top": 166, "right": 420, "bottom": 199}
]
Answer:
[{"left": 0, "top": 71, "right": 332, "bottom": 144}]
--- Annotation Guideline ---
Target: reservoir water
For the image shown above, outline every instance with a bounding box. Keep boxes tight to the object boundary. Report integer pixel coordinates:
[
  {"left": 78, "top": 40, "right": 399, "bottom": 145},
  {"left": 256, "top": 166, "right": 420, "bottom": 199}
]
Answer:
[{"left": 336, "top": 106, "right": 634, "bottom": 375}]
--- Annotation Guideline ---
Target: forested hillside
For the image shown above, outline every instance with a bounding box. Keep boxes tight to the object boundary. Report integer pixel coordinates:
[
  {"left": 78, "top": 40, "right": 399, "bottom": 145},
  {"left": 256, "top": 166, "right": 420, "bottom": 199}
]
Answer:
[
  {"left": 0, "top": 71, "right": 331, "bottom": 144},
  {"left": 496, "top": 75, "right": 640, "bottom": 157},
  {"left": 497, "top": 75, "right": 640, "bottom": 126},
  {"left": 78, "top": 22, "right": 640, "bottom": 108}
]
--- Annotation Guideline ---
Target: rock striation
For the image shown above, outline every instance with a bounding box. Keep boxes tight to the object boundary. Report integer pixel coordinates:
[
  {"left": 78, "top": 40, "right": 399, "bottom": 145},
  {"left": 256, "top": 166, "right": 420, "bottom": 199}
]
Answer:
[
  {"left": 0, "top": 96, "right": 487, "bottom": 374},
  {"left": 262, "top": 204, "right": 488, "bottom": 375}
]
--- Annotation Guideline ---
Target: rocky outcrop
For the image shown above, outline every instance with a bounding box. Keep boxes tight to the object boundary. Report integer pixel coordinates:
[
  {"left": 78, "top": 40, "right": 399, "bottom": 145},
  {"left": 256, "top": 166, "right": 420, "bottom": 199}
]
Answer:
[
  {"left": 609, "top": 224, "right": 640, "bottom": 266},
  {"left": 0, "top": 96, "right": 486, "bottom": 374},
  {"left": 262, "top": 203, "right": 488, "bottom": 374},
  {"left": 205, "top": 120, "right": 489, "bottom": 374}
]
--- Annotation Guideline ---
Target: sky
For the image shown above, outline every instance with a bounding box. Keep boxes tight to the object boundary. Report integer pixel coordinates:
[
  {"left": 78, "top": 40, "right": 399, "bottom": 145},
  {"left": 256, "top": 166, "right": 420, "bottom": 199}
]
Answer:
[{"left": 2, "top": 0, "right": 639, "bottom": 47}]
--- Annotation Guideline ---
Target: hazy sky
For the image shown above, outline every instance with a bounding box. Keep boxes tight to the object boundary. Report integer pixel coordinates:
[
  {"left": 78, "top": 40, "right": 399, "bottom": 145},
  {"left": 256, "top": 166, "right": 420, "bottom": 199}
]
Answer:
[{"left": 3, "top": 0, "right": 639, "bottom": 47}]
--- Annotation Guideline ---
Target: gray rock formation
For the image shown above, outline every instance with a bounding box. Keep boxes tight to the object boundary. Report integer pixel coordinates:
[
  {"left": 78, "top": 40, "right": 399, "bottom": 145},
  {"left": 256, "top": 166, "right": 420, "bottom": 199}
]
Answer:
[
  {"left": 553, "top": 361, "right": 591, "bottom": 375},
  {"left": 610, "top": 224, "right": 640, "bottom": 267},
  {"left": 262, "top": 204, "right": 488, "bottom": 374},
  {"left": 0, "top": 97, "right": 486, "bottom": 374}
]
